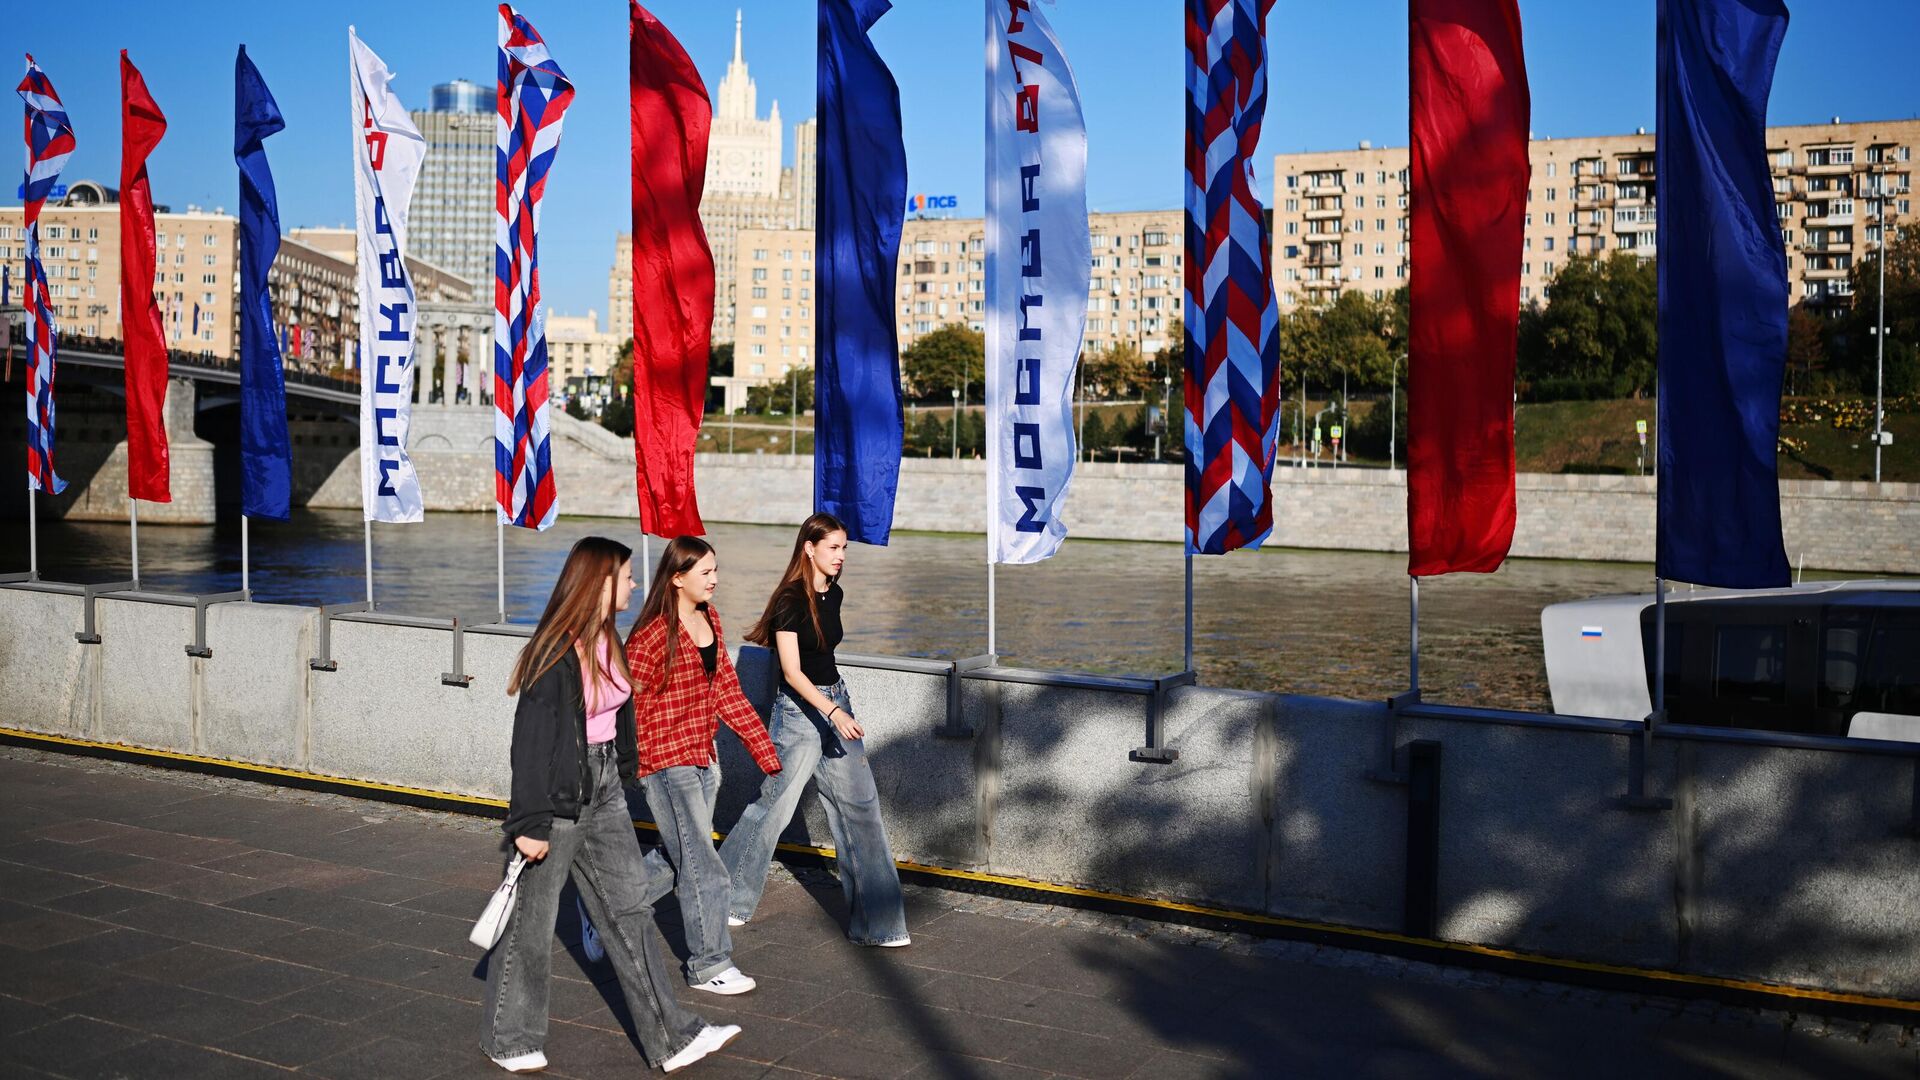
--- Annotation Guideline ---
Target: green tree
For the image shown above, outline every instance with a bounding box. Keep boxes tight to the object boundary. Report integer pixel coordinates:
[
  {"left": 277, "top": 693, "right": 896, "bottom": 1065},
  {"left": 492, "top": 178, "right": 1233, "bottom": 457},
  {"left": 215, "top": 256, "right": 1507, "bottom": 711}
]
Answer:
[
  {"left": 1516, "top": 252, "right": 1658, "bottom": 401},
  {"left": 1836, "top": 226, "right": 1920, "bottom": 397},
  {"left": 710, "top": 341, "right": 735, "bottom": 378},
  {"left": 744, "top": 365, "right": 815, "bottom": 416},
  {"left": 901, "top": 323, "right": 985, "bottom": 403},
  {"left": 963, "top": 409, "right": 987, "bottom": 457},
  {"left": 564, "top": 395, "right": 589, "bottom": 421},
  {"left": 1081, "top": 411, "right": 1110, "bottom": 456},
  {"left": 915, "top": 411, "right": 948, "bottom": 457},
  {"left": 1785, "top": 305, "right": 1829, "bottom": 397},
  {"left": 1081, "top": 341, "right": 1150, "bottom": 400},
  {"left": 599, "top": 388, "right": 634, "bottom": 437}
]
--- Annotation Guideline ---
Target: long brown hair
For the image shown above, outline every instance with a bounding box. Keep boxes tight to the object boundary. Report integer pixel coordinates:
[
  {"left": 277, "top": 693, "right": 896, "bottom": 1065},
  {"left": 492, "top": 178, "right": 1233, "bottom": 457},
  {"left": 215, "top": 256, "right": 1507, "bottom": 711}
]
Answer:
[
  {"left": 745, "top": 512, "right": 846, "bottom": 647},
  {"left": 626, "top": 535, "right": 716, "bottom": 686},
  {"left": 508, "top": 536, "right": 632, "bottom": 696}
]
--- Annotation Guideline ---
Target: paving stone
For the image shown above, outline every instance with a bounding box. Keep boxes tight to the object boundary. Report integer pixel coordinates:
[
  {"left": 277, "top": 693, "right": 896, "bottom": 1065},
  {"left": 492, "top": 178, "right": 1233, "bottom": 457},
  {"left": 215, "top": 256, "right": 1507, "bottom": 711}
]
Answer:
[
  {"left": 274, "top": 976, "right": 422, "bottom": 1024},
  {"left": 0, "top": 992, "right": 64, "bottom": 1037},
  {"left": 52, "top": 885, "right": 168, "bottom": 919},
  {"left": 0, "top": 910, "right": 113, "bottom": 952},
  {"left": 186, "top": 955, "right": 339, "bottom": 1004},
  {"left": 204, "top": 1013, "right": 364, "bottom": 1068},
  {"left": 67, "top": 1035, "right": 294, "bottom": 1080},
  {"left": 3, "top": 1013, "right": 154, "bottom": 1075}
]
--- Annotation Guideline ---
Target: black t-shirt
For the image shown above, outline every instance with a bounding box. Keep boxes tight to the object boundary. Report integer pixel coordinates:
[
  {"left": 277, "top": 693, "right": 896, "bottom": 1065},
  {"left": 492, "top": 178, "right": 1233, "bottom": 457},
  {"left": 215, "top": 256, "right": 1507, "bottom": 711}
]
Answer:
[
  {"left": 698, "top": 639, "right": 717, "bottom": 677},
  {"left": 772, "top": 581, "right": 843, "bottom": 687}
]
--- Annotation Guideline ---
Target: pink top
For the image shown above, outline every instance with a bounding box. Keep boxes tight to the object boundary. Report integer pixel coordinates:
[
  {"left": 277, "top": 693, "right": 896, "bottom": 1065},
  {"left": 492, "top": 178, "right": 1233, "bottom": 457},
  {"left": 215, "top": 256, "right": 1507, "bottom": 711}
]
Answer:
[{"left": 583, "top": 634, "right": 630, "bottom": 745}]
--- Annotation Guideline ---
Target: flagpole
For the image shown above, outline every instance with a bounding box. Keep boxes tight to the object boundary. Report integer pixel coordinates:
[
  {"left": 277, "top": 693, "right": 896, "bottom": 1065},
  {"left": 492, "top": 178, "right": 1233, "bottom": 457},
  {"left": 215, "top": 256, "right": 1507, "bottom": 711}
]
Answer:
[
  {"left": 27, "top": 486, "right": 39, "bottom": 581},
  {"left": 129, "top": 498, "right": 141, "bottom": 589},
  {"left": 241, "top": 515, "right": 251, "bottom": 597},
  {"left": 1408, "top": 575, "right": 1421, "bottom": 696},
  {"left": 363, "top": 518, "right": 374, "bottom": 607},
  {"left": 496, "top": 516, "right": 506, "bottom": 622},
  {"left": 1182, "top": 553, "right": 1193, "bottom": 673}
]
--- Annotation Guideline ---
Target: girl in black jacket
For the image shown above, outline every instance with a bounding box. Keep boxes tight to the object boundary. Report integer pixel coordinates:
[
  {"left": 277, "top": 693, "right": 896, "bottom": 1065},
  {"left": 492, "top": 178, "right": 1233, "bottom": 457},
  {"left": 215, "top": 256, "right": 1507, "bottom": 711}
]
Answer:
[{"left": 480, "top": 536, "right": 738, "bottom": 1074}]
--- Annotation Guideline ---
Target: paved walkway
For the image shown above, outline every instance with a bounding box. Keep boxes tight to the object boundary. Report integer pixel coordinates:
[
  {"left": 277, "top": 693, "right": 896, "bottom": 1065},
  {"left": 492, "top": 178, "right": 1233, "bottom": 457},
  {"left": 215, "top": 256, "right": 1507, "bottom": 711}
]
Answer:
[{"left": 0, "top": 746, "right": 1915, "bottom": 1080}]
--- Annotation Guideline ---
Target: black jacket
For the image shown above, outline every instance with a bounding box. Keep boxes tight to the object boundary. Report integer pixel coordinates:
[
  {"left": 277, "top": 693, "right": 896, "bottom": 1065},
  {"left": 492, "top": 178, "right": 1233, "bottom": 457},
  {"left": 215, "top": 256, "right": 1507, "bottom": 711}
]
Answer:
[{"left": 504, "top": 648, "right": 638, "bottom": 842}]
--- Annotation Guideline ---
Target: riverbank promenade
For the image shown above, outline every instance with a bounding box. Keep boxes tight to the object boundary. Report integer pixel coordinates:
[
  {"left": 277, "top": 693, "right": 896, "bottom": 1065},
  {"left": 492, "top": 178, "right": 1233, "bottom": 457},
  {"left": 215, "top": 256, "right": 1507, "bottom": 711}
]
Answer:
[{"left": 1, "top": 747, "right": 1913, "bottom": 1079}]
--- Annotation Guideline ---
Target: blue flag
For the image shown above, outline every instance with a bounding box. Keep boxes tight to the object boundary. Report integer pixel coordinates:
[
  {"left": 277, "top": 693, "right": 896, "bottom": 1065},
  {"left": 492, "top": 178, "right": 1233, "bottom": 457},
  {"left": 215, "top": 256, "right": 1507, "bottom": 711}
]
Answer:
[
  {"left": 1655, "top": 0, "right": 1791, "bottom": 588},
  {"left": 815, "top": 0, "right": 906, "bottom": 545},
  {"left": 235, "top": 45, "right": 292, "bottom": 521}
]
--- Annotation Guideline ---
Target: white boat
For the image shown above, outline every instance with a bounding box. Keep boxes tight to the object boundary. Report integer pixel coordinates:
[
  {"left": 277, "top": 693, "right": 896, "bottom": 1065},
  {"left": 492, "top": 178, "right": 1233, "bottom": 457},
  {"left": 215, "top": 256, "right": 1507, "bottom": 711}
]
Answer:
[{"left": 1541, "top": 580, "right": 1920, "bottom": 742}]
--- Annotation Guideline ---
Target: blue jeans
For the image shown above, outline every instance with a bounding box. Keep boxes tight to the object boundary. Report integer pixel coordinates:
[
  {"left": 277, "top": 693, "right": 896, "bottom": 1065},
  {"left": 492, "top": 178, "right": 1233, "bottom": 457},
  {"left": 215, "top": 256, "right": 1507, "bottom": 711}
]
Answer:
[
  {"left": 638, "top": 760, "right": 734, "bottom": 985},
  {"left": 717, "top": 680, "right": 908, "bottom": 946},
  {"left": 481, "top": 746, "right": 707, "bottom": 1066}
]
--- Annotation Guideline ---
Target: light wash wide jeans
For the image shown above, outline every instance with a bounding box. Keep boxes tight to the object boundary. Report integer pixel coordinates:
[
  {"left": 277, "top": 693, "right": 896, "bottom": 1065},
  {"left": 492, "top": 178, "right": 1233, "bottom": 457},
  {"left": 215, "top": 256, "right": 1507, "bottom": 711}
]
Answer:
[
  {"left": 638, "top": 758, "right": 736, "bottom": 985},
  {"left": 481, "top": 745, "right": 707, "bottom": 1066},
  {"left": 717, "top": 680, "right": 908, "bottom": 946}
]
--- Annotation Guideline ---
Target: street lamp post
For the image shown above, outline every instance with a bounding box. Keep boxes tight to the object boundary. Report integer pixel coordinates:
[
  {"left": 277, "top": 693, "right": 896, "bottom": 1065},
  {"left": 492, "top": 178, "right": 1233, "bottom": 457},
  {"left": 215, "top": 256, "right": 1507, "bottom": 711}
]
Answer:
[
  {"left": 1158, "top": 375, "right": 1171, "bottom": 460},
  {"left": 790, "top": 369, "right": 798, "bottom": 458},
  {"left": 951, "top": 386, "right": 961, "bottom": 462},
  {"left": 1873, "top": 163, "right": 1890, "bottom": 484},
  {"left": 1389, "top": 353, "right": 1401, "bottom": 472}
]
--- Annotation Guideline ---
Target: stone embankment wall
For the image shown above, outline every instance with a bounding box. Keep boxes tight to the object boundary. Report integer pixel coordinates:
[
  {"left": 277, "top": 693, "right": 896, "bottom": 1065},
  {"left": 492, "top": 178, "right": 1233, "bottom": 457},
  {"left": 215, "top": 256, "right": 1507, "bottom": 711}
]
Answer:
[
  {"left": 3, "top": 584, "right": 1917, "bottom": 1004},
  {"left": 312, "top": 417, "right": 1920, "bottom": 574}
]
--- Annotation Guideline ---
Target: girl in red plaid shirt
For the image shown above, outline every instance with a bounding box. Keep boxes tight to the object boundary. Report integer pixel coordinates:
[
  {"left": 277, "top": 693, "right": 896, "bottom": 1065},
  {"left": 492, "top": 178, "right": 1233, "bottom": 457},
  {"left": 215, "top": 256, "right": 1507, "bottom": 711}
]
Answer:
[{"left": 626, "top": 536, "right": 782, "bottom": 997}]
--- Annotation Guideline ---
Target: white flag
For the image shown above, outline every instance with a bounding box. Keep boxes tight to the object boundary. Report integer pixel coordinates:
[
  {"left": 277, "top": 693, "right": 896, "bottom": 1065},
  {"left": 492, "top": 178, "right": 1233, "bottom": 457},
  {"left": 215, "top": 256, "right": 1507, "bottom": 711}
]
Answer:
[
  {"left": 986, "top": 0, "right": 1090, "bottom": 564},
  {"left": 350, "top": 28, "right": 426, "bottom": 523}
]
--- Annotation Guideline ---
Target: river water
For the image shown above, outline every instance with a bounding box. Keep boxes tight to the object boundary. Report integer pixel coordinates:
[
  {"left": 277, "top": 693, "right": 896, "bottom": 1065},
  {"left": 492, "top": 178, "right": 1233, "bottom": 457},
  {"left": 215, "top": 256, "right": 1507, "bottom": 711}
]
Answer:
[{"left": 1, "top": 509, "right": 1728, "bottom": 711}]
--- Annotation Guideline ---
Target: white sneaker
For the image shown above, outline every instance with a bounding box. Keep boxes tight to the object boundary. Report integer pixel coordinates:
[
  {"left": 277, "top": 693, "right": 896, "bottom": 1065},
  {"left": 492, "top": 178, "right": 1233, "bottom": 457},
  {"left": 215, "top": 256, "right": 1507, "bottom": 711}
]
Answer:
[
  {"left": 689, "top": 966, "right": 756, "bottom": 995},
  {"left": 726, "top": 915, "right": 747, "bottom": 928},
  {"left": 488, "top": 1049, "right": 548, "bottom": 1073},
  {"left": 875, "top": 936, "right": 911, "bottom": 948},
  {"left": 662, "top": 1024, "right": 741, "bottom": 1073}
]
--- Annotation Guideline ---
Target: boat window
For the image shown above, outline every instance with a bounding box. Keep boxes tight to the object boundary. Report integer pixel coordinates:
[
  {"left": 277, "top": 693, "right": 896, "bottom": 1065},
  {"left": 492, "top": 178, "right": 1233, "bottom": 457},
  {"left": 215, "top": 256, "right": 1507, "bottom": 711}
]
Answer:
[
  {"left": 1819, "top": 612, "right": 1868, "bottom": 711},
  {"left": 1858, "top": 619, "right": 1920, "bottom": 716},
  {"left": 1714, "top": 624, "right": 1787, "bottom": 704}
]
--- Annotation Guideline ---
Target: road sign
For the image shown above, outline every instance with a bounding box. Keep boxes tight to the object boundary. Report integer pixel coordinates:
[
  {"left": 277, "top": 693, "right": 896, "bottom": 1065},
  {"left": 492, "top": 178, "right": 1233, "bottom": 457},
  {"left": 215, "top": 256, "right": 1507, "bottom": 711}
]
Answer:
[{"left": 1330, "top": 424, "right": 1343, "bottom": 442}]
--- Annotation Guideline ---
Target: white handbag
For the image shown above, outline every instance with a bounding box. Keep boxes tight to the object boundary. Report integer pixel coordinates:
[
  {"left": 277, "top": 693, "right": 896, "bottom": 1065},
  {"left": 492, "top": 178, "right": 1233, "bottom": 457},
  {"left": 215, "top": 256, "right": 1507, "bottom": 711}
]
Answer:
[{"left": 470, "top": 853, "right": 528, "bottom": 950}]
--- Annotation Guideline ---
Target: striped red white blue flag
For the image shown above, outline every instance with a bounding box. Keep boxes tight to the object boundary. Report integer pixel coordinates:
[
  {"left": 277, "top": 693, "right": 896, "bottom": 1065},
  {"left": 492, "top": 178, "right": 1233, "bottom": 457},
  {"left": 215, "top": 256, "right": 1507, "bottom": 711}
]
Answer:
[
  {"left": 18, "top": 55, "right": 75, "bottom": 495},
  {"left": 1184, "top": 0, "right": 1281, "bottom": 556},
  {"left": 494, "top": 4, "right": 574, "bottom": 531}
]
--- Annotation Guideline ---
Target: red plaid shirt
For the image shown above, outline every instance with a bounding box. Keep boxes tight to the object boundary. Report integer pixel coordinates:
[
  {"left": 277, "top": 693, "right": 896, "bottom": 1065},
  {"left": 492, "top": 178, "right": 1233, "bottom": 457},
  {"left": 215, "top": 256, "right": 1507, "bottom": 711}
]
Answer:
[{"left": 625, "top": 604, "right": 781, "bottom": 779}]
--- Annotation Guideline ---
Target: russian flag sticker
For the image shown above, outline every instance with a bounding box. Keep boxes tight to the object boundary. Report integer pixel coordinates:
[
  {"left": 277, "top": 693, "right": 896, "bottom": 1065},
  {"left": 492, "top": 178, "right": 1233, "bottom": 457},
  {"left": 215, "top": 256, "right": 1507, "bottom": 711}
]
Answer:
[{"left": 1581, "top": 626, "right": 1604, "bottom": 639}]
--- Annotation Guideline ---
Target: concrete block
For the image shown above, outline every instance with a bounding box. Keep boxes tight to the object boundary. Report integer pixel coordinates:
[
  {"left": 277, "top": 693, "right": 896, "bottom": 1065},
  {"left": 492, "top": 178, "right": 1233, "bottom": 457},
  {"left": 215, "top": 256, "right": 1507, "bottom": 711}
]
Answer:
[
  {"left": 990, "top": 681, "right": 1269, "bottom": 910},
  {"left": 0, "top": 587, "right": 92, "bottom": 736},
  {"left": 95, "top": 596, "right": 196, "bottom": 753},
  {"left": 308, "top": 619, "right": 519, "bottom": 800},
  {"left": 196, "top": 603, "right": 316, "bottom": 768},
  {"left": 1684, "top": 741, "right": 1920, "bottom": 999},
  {"left": 1401, "top": 715, "right": 1677, "bottom": 968},
  {"left": 705, "top": 651, "right": 982, "bottom": 869},
  {"left": 1266, "top": 696, "right": 1407, "bottom": 931}
]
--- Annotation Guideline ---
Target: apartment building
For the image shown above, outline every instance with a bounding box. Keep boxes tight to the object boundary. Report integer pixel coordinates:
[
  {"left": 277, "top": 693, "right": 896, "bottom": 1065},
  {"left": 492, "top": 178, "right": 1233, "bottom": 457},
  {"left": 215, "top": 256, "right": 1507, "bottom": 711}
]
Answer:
[
  {"left": 545, "top": 310, "right": 623, "bottom": 390},
  {"left": 1270, "top": 117, "right": 1918, "bottom": 313},
  {"left": 0, "top": 190, "right": 475, "bottom": 371},
  {"left": 410, "top": 82, "right": 495, "bottom": 295},
  {"left": 894, "top": 210, "right": 1183, "bottom": 357},
  {"left": 0, "top": 186, "right": 239, "bottom": 357}
]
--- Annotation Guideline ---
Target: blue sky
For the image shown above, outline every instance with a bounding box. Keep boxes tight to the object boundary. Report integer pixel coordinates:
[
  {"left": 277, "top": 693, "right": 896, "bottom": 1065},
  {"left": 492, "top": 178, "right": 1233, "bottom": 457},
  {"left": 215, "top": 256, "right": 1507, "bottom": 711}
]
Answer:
[{"left": 8, "top": 1, "right": 1919, "bottom": 325}]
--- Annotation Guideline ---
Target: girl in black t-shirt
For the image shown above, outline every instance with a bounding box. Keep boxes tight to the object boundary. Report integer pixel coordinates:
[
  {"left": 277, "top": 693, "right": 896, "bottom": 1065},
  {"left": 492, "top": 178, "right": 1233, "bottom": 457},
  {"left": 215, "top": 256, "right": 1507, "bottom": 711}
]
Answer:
[{"left": 717, "top": 513, "right": 909, "bottom": 947}]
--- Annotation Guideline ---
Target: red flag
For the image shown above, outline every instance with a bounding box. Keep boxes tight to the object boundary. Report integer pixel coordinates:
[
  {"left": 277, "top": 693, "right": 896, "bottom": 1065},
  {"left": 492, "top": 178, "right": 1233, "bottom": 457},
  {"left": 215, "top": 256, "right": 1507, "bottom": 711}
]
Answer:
[
  {"left": 120, "top": 51, "right": 170, "bottom": 502},
  {"left": 1406, "top": 1, "right": 1530, "bottom": 575},
  {"left": 628, "top": 1, "right": 715, "bottom": 537}
]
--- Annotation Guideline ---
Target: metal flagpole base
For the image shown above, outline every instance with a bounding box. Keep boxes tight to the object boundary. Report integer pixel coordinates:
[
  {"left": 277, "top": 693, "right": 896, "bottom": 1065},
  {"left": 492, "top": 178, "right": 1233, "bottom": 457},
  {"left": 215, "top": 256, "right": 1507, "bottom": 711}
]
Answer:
[
  {"left": 1364, "top": 688, "right": 1422, "bottom": 785},
  {"left": 937, "top": 653, "right": 997, "bottom": 740},
  {"left": 1129, "top": 670, "right": 1197, "bottom": 765}
]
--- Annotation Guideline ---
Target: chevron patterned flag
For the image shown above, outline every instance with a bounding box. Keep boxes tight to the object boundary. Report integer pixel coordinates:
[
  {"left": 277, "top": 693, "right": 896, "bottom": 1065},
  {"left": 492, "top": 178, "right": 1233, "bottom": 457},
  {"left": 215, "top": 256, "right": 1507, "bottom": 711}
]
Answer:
[
  {"left": 1183, "top": 0, "right": 1281, "bottom": 555},
  {"left": 493, "top": 4, "right": 574, "bottom": 531},
  {"left": 18, "top": 55, "right": 76, "bottom": 496}
]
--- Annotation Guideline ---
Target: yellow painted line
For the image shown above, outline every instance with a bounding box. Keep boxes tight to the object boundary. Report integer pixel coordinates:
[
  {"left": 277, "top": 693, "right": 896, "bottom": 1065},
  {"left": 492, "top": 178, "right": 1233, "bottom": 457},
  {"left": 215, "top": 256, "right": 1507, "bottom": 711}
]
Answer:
[{"left": 6, "top": 726, "right": 1916, "bottom": 1015}]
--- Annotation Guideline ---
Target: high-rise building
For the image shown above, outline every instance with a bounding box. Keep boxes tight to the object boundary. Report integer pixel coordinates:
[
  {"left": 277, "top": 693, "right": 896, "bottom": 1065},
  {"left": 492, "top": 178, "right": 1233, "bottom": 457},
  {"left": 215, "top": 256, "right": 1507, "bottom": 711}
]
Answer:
[
  {"left": 411, "top": 82, "right": 495, "bottom": 295},
  {"left": 1269, "top": 118, "right": 1917, "bottom": 315},
  {"left": 706, "top": 10, "right": 782, "bottom": 199},
  {"left": 790, "top": 118, "right": 818, "bottom": 230}
]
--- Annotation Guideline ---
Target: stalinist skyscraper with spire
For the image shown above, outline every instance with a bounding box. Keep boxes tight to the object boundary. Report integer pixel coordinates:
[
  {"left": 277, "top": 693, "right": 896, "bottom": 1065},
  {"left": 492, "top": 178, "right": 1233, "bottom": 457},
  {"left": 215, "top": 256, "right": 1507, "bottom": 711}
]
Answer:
[
  {"left": 609, "top": 9, "right": 818, "bottom": 350},
  {"left": 706, "top": 10, "right": 782, "bottom": 197}
]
